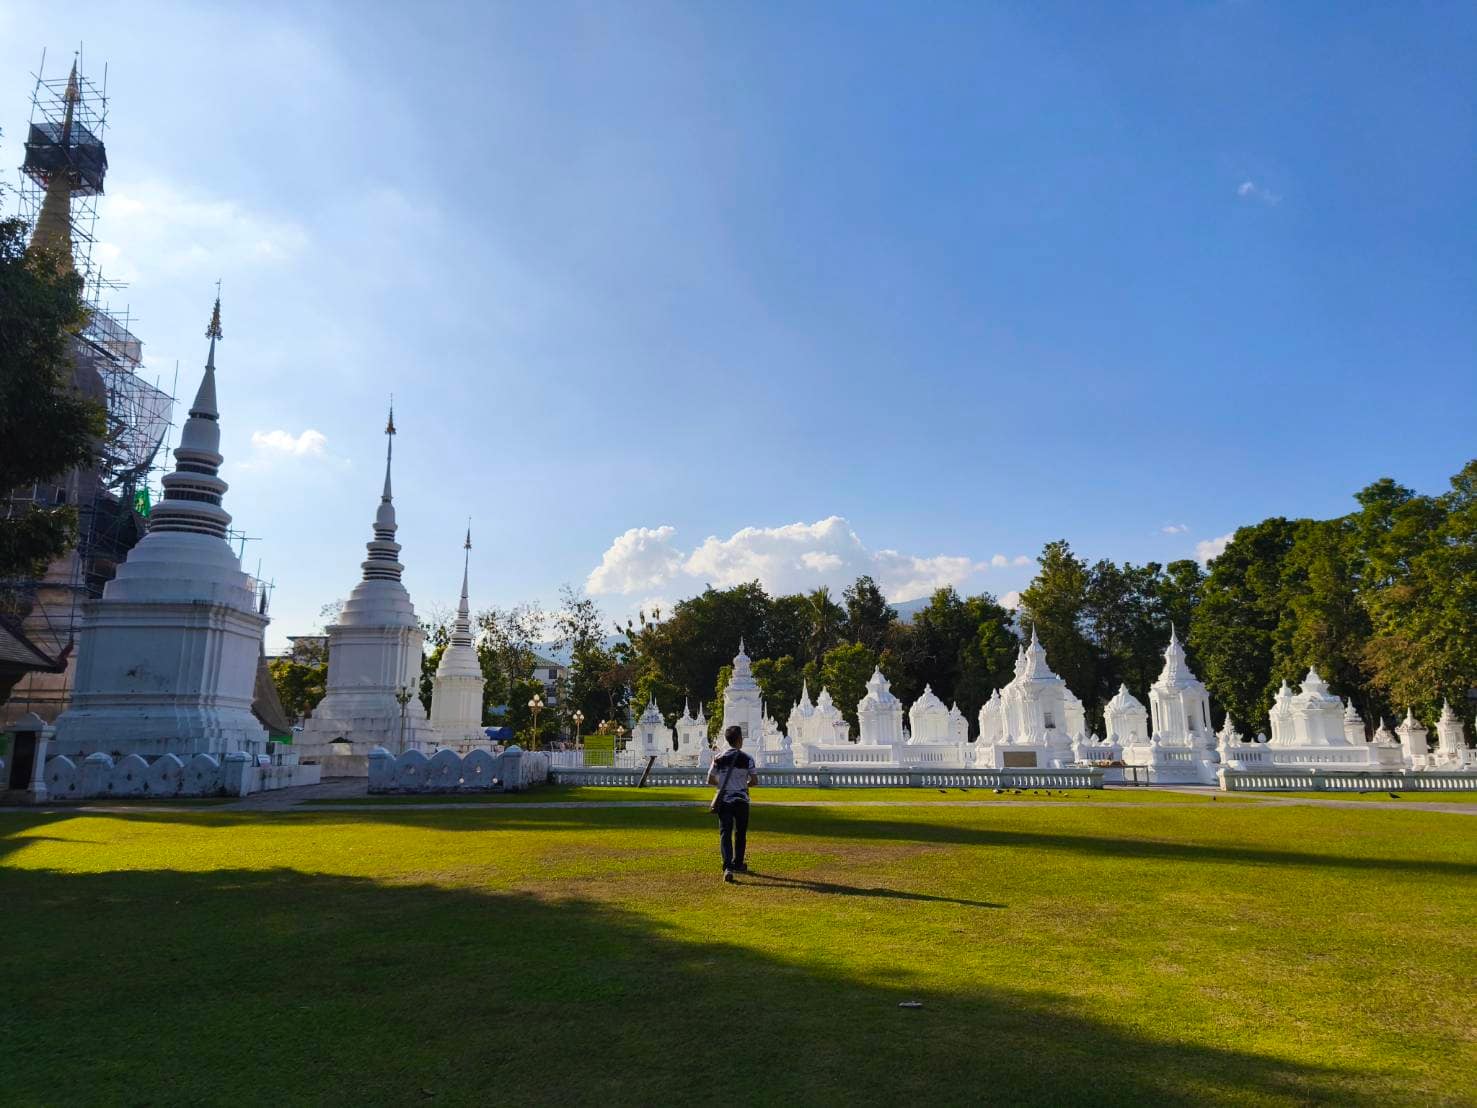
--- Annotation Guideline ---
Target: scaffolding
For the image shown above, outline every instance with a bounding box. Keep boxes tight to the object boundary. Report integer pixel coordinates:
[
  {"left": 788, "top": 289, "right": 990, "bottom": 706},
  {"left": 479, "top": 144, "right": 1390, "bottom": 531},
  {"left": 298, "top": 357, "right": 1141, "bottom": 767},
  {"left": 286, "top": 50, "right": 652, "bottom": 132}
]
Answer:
[{"left": 2, "top": 50, "right": 176, "bottom": 722}]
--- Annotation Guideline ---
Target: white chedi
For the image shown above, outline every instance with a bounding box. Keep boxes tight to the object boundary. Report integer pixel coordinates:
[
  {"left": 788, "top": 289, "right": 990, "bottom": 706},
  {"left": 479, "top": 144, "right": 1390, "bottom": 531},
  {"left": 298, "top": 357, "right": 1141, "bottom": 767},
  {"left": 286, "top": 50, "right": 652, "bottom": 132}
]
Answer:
[
  {"left": 720, "top": 639, "right": 766, "bottom": 746},
  {"left": 788, "top": 683, "right": 851, "bottom": 747},
  {"left": 674, "top": 701, "right": 709, "bottom": 763},
  {"left": 907, "top": 685, "right": 953, "bottom": 744},
  {"left": 299, "top": 405, "right": 435, "bottom": 760},
  {"left": 975, "top": 629, "right": 1079, "bottom": 769},
  {"left": 630, "top": 697, "right": 674, "bottom": 759},
  {"left": 1433, "top": 702, "right": 1474, "bottom": 769},
  {"left": 948, "top": 702, "right": 969, "bottom": 744},
  {"left": 1395, "top": 708, "right": 1430, "bottom": 769},
  {"left": 429, "top": 527, "right": 488, "bottom": 751},
  {"left": 53, "top": 301, "right": 269, "bottom": 759},
  {"left": 857, "top": 668, "right": 905, "bottom": 746},
  {"left": 1104, "top": 683, "right": 1148, "bottom": 746}
]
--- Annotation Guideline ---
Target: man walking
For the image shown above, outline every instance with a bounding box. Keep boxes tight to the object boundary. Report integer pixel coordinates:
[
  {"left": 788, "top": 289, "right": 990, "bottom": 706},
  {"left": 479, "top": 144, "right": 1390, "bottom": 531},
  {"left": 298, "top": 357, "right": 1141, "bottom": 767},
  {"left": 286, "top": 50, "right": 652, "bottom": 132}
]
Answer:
[{"left": 708, "top": 724, "right": 759, "bottom": 883}]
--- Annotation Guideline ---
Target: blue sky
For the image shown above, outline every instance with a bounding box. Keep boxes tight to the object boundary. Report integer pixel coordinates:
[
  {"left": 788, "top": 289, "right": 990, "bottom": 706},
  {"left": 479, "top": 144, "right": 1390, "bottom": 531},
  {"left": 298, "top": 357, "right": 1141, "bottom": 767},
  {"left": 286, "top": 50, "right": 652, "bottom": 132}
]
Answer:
[{"left": 4, "top": 2, "right": 1474, "bottom": 649}]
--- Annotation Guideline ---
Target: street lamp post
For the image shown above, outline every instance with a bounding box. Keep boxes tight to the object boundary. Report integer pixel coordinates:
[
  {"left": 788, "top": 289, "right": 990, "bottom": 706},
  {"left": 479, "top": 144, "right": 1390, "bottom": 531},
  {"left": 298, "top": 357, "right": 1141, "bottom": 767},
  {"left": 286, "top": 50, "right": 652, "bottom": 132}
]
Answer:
[
  {"left": 528, "top": 693, "right": 544, "bottom": 751},
  {"left": 573, "top": 709, "right": 585, "bottom": 761},
  {"left": 394, "top": 685, "right": 414, "bottom": 754}
]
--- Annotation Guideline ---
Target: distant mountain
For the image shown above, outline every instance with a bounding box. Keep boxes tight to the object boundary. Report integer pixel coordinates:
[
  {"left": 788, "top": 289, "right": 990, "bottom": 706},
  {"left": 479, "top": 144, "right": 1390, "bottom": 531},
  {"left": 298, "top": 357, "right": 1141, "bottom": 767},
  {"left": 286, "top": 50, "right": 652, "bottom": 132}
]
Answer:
[{"left": 890, "top": 596, "right": 930, "bottom": 624}]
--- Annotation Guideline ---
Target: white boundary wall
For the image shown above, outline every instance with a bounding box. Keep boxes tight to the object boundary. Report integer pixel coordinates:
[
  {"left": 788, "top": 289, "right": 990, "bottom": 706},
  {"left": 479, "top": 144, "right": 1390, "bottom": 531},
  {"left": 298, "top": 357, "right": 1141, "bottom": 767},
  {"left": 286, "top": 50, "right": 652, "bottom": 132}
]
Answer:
[
  {"left": 367, "top": 746, "right": 551, "bottom": 793},
  {"left": 42, "top": 751, "right": 320, "bottom": 800}
]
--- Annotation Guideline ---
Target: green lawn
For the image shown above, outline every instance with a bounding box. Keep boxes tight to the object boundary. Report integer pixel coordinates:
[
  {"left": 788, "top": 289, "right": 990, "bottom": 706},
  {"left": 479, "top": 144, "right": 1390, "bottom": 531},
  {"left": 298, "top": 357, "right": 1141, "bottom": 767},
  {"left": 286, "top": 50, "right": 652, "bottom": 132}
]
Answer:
[
  {"left": 1250, "top": 790, "right": 1477, "bottom": 803},
  {"left": 3, "top": 799, "right": 1474, "bottom": 1105},
  {"left": 313, "top": 784, "right": 1222, "bottom": 805}
]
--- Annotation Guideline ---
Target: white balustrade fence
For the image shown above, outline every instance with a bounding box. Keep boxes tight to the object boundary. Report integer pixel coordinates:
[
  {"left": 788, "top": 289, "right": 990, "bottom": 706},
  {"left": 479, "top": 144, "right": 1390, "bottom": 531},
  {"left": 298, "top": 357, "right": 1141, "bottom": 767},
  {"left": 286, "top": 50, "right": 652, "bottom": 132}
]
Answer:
[
  {"left": 1218, "top": 769, "right": 1477, "bottom": 792},
  {"left": 40, "top": 751, "right": 320, "bottom": 800},
  {"left": 549, "top": 765, "right": 1105, "bottom": 790},
  {"left": 367, "top": 746, "right": 551, "bottom": 793}
]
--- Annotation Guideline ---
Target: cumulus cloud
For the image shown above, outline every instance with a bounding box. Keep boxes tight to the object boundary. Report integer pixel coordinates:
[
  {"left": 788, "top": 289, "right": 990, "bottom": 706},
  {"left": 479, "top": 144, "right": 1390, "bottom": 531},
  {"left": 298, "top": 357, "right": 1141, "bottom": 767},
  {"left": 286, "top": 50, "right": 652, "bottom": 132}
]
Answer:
[
  {"left": 1162, "top": 523, "right": 1189, "bottom": 534},
  {"left": 1195, "top": 533, "right": 1234, "bottom": 565},
  {"left": 586, "top": 526, "right": 684, "bottom": 595},
  {"left": 96, "top": 178, "right": 309, "bottom": 282},
  {"left": 587, "top": 516, "right": 1032, "bottom": 604},
  {"left": 240, "top": 428, "right": 348, "bottom": 471},
  {"left": 1236, "top": 180, "right": 1281, "bottom": 206}
]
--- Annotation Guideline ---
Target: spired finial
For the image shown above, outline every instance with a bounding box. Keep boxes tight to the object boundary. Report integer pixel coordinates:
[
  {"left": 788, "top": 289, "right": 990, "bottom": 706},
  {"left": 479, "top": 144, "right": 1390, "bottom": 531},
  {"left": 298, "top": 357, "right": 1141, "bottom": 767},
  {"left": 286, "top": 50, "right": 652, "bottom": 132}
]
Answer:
[
  {"left": 464, "top": 519, "right": 472, "bottom": 551},
  {"left": 386, "top": 396, "right": 396, "bottom": 437},
  {"left": 206, "top": 282, "right": 223, "bottom": 340}
]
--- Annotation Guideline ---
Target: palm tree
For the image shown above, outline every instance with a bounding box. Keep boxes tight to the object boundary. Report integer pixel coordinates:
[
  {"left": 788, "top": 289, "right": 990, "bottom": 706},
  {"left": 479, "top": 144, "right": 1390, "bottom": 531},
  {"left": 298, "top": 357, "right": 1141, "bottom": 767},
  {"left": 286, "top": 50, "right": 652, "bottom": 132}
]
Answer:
[{"left": 807, "top": 586, "right": 846, "bottom": 663}]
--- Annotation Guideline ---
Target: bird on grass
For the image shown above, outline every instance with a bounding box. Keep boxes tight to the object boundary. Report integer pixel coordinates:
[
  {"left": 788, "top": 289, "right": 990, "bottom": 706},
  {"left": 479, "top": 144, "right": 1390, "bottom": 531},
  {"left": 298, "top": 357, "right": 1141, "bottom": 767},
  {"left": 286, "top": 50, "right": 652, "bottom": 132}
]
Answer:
[{"left": 1389, "top": 792, "right": 1401, "bottom": 799}]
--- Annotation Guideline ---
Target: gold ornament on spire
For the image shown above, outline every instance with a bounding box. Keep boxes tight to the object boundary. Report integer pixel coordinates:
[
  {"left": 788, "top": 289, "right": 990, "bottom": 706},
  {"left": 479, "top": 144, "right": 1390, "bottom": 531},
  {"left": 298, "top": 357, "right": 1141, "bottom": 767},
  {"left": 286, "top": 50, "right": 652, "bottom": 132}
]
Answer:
[{"left": 205, "top": 292, "right": 223, "bottom": 340}]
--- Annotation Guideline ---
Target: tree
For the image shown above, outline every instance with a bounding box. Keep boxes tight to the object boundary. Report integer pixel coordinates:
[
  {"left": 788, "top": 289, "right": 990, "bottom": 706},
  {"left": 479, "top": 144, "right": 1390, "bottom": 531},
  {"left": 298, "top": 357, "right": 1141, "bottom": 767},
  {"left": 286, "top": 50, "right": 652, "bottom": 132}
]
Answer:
[
  {"left": 843, "top": 575, "right": 896, "bottom": 653},
  {"left": 0, "top": 216, "right": 106, "bottom": 582},
  {"left": 1188, "top": 518, "right": 1300, "bottom": 732},
  {"left": 753, "top": 655, "right": 803, "bottom": 722},
  {"left": 269, "top": 657, "right": 327, "bottom": 723},
  {"left": 1018, "top": 541, "right": 1098, "bottom": 721},
  {"left": 818, "top": 642, "right": 877, "bottom": 733},
  {"left": 805, "top": 586, "right": 846, "bottom": 663}
]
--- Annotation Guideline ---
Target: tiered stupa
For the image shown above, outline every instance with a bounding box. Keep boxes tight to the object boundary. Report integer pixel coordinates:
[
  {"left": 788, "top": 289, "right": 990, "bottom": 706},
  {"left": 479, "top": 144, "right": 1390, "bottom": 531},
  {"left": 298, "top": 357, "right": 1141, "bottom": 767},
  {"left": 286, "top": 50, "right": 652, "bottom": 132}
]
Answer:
[
  {"left": 298, "top": 405, "right": 434, "bottom": 765},
  {"left": 1122, "top": 627, "right": 1220, "bottom": 783},
  {"left": 975, "top": 629, "right": 1080, "bottom": 769},
  {"left": 429, "top": 526, "right": 488, "bottom": 751},
  {"left": 719, "top": 639, "right": 764, "bottom": 745},
  {"left": 52, "top": 299, "right": 269, "bottom": 758}
]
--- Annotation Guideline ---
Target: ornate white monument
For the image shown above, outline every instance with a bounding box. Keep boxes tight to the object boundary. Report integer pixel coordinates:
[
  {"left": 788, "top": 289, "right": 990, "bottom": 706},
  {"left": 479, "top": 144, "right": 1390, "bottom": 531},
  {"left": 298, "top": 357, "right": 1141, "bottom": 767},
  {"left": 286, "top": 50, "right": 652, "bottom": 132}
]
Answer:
[
  {"left": 630, "top": 697, "right": 673, "bottom": 759},
  {"left": 1433, "top": 702, "right": 1474, "bottom": 769},
  {"left": 1117, "top": 628, "right": 1220, "bottom": 783},
  {"left": 52, "top": 301, "right": 269, "bottom": 759},
  {"left": 674, "top": 701, "right": 709, "bottom": 763},
  {"left": 1395, "top": 708, "right": 1430, "bottom": 770},
  {"left": 907, "top": 685, "right": 952, "bottom": 744},
  {"left": 429, "top": 527, "right": 488, "bottom": 752},
  {"left": 1220, "top": 669, "right": 1404, "bottom": 773},
  {"left": 788, "top": 683, "right": 850, "bottom": 749},
  {"left": 720, "top": 640, "right": 765, "bottom": 744},
  {"left": 975, "top": 631, "right": 1080, "bottom": 769},
  {"left": 857, "top": 668, "right": 905, "bottom": 746},
  {"left": 298, "top": 406, "right": 434, "bottom": 766}
]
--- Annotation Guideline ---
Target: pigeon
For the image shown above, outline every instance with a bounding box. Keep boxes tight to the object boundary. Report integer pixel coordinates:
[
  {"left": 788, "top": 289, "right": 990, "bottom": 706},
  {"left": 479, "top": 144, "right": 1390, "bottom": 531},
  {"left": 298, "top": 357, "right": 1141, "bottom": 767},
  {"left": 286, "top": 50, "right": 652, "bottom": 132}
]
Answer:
[{"left": 1389, "top": 792, "right": 1400, "bottom": 799}]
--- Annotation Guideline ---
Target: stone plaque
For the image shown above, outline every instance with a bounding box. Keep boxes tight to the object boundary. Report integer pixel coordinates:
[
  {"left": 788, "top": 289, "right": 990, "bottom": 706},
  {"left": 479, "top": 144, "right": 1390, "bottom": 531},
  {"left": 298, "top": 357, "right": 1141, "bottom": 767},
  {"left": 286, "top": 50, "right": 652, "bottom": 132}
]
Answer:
[{"left": 1002, "top": 751, "right": 1038, "bottom": 768}]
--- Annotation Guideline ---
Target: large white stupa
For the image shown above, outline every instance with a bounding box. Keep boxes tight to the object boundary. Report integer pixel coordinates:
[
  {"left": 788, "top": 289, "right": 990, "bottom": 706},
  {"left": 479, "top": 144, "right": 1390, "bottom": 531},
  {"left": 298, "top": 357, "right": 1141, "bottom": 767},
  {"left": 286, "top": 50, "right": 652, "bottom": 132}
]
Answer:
[
  {"left": 298, "top": 405, "right": 434, "bottom": 762},
  {"left": 429, "top": 526, "right": 488, "bottom": 751},
  {"left": 52, "top": 299, "right": 269, "bottom": 758}
]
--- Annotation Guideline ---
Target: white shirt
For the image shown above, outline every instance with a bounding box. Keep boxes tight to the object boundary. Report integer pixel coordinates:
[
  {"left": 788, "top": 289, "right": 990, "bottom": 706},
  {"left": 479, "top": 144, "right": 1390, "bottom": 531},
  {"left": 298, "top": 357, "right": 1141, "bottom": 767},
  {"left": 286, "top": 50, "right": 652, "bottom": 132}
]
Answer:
[{"left": 709, "top": 749, "right": 756, "bottom": 801}]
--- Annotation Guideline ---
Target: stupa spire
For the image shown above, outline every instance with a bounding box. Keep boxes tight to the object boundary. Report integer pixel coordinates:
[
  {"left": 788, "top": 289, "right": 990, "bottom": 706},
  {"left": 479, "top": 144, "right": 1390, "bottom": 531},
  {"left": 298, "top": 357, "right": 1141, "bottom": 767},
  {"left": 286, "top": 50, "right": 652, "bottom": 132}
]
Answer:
[
  {"left": 361, "top": 401, "right": 405, "bottom": 583},
  {"left": 449, "top": 522, "right": 473, "bottom": 646},
  {"left": 147, "top": 292, "right": 231, "bottom": 539},
  {"left": 27, "top": 61, "right": 82, "bottom": 270}
]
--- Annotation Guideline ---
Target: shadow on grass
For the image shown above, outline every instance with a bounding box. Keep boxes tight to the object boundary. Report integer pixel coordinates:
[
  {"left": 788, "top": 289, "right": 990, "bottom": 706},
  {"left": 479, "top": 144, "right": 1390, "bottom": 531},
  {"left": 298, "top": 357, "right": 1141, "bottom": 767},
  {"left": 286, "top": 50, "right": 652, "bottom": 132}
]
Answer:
[
  {"left": 738, "top": 870, "right": 1005, "bottom": 909},
  {"left": 0, "top": 860, "right": 1373, "bottom": 1106}
]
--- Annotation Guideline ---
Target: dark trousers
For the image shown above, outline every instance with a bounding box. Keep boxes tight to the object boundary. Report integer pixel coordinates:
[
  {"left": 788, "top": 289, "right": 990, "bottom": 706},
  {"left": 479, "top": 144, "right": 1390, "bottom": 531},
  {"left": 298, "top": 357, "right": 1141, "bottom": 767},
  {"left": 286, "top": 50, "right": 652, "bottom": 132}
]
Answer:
[{"left": 718, "top": 799, "right": 750, "bottom": 870}]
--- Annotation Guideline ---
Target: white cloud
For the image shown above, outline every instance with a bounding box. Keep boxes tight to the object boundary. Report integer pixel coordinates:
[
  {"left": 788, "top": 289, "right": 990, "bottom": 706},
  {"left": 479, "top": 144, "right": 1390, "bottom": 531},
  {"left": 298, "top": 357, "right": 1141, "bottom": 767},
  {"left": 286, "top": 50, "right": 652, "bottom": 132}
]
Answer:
[
  {"left": 1162, "top": 523, "right": 1189, "bottom": 534},
  {"left": 1012, "top": 555, "right": 1033, "bottom": 567},
  {"left": 1236, "top": 180, "right": 1281, "bottom": 206},
  {"left": 586, "top": 526, "right": 684, "bottom": 595},
  {"left": 95, "top": 178, "right": 309, "bottom": 283},
  {"left": 587, "top": 516, "right": 1027, "bottom": 604},
  {"left": 1195, "top": 533, "right": 1234, "bottom": 565},
  {"left": 240, "top": 428, "right": 348, "bottom": 472},
  {"left": 1000, "top": 590, "right": 1022, "bottom": 610},
  {"left": 251, "top": 429, "right": 328, "bottom": 456}
]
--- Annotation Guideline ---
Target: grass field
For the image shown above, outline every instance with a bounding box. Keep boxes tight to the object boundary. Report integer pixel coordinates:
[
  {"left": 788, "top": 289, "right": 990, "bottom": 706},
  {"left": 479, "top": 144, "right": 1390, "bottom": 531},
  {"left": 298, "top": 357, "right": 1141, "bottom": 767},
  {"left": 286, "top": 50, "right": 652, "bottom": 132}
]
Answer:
[{"left": 3, "top": 795, "right": 1474, "bottom": 1105}]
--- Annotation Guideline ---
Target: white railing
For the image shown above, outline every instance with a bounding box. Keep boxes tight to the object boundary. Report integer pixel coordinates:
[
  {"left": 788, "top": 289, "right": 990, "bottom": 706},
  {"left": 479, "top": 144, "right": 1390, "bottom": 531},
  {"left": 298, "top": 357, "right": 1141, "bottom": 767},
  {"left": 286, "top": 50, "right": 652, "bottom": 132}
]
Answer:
[
  {"left": 368, "top": 746, "right": 550, "bottom": 793},
  {"left": 549, "top": 765, "right": 1105, "bottom": 790},
  {"left": 1218, "top": 768, "right": 1477, "bottom": 792}
]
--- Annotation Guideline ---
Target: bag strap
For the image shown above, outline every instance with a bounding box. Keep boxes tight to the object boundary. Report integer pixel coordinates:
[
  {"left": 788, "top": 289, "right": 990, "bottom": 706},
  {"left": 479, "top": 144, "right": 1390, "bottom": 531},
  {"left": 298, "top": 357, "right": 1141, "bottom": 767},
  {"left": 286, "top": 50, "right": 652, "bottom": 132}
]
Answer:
[{"left": 716, "top": 753, "right": 739, "bottom": 794}]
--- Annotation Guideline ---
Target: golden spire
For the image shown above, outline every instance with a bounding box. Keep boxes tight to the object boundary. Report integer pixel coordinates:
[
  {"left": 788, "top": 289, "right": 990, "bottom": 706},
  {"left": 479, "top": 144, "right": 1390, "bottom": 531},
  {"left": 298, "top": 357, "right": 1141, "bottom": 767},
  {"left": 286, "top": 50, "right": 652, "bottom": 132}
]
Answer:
[
  {"left": 205, "top": 284, "right": 223, "bottom": 339},
  {"left": 26, "top": 60, "right": 82, "bottom": 273}
]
